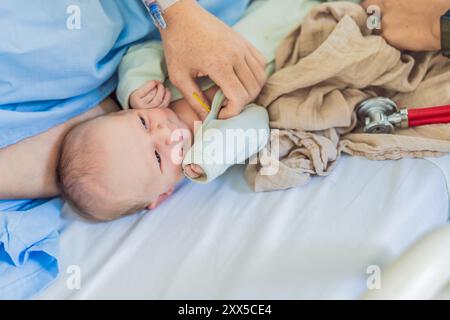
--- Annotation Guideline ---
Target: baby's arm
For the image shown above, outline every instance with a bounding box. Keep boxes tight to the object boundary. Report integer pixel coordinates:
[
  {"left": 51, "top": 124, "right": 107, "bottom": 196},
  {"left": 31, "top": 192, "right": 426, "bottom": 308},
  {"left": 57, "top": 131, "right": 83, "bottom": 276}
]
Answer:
[
  {"left": 117, "top": 41, "right": 170, "bottom": 109},
  {"left": 182, "top": 90, "right": 270, "bottom": 183},
  {"left": 182, "top": 86, "right": 221, "bottom": 179}
]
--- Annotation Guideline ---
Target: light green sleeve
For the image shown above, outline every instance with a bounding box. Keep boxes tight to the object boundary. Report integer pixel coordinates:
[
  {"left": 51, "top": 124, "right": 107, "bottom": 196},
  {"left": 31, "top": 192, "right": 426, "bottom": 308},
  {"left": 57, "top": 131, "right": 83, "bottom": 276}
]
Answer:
[
  {"left": 182, "top": 91, "right": 270, "bottom": 184},
  {"left": 117, "top": 41, "right": 167, "bottom": 109}
]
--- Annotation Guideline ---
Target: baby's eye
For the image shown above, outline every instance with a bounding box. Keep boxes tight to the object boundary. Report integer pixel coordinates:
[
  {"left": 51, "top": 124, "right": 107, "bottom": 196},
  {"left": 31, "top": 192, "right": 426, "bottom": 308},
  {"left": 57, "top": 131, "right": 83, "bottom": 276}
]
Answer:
[
  {"left": 139, "top": 115, "right": 148, "bottom": 130},
  {"left": 155, "top": 151, "right": 161, "bottom": 166}
]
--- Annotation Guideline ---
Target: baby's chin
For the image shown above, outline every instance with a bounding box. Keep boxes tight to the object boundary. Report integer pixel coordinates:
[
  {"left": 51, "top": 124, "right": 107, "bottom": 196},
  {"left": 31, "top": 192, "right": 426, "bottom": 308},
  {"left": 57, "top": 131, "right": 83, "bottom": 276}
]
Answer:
[
  {"left": 176, "top": 165, "right": 186, "bottom": 182},
  {"left": 166, "top": 159, "right": 186, "bottom": 183}
]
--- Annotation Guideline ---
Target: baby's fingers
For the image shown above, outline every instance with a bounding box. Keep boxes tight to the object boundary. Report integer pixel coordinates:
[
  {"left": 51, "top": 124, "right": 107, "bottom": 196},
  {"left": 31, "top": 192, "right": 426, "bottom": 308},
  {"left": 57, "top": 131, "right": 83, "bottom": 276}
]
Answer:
[
  {"left": 134, "top": 80, "right": 159, "bottom": 98},
  {"left": 184, "top": 164, "right": 204, "bottom": 179},
  {"left": 184, "top": 166, "right": 197, "bottom": 178},
  {"left": 160, "top": 89, "right": 171, "bottom": 108},
  {"left": 147, "top": 83, "right": 166, "bottom": 108},
  {"left": 191, "top": 164, "right": 204, "bottom": 176},
  {"left": 130, "top": 89, "right": 154, "bottom": 109}
]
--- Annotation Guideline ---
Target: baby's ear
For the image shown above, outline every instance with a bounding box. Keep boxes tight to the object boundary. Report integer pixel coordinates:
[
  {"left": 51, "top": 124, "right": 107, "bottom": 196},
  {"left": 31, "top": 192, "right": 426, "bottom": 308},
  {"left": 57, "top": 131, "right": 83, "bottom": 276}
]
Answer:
[{"left": 147, "top": 188, "right": 174, "bottom": 210}]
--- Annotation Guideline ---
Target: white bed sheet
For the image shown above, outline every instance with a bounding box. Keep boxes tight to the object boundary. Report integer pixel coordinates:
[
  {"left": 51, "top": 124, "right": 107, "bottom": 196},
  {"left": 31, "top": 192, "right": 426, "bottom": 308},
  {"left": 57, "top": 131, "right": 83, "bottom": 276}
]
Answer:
[{"left": 37, "top": 155, "right": 450, "bottom": 300}]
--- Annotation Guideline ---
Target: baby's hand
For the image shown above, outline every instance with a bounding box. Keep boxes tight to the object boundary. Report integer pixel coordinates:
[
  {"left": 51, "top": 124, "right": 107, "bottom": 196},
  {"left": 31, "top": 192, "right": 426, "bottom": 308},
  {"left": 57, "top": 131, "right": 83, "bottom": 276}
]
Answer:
[
  {"left": 184, "top": 164, "right": 205, "bottom": 179},
  {"left": 129, "top": 80, "right": 171, "bottom": 109}
]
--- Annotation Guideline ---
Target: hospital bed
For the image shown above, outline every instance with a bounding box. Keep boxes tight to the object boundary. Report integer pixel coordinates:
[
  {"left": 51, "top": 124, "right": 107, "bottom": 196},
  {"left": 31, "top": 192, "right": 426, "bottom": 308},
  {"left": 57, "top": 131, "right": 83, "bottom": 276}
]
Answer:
[{"left": 37, "top": 155, "right": 450, "bottom": 300}]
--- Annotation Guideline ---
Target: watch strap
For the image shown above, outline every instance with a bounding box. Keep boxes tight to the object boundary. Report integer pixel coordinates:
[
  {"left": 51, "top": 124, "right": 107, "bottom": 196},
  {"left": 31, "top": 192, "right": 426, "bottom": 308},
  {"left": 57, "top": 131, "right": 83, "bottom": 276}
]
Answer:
[{"left": 442, "top": 9, "right": 450, "bottom": 57}]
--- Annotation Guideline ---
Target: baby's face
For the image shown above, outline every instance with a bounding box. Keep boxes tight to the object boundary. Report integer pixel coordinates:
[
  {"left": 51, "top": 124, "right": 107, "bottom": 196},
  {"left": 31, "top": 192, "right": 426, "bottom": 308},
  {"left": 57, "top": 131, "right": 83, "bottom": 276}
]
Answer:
[{"left": 91, "top": 107, "right": 192, "bottom": 210}]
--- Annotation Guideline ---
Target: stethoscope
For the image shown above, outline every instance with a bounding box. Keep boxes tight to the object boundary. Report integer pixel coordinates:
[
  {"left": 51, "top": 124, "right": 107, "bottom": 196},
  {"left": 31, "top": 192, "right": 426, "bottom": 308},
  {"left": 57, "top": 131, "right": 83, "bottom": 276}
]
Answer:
[{"left": 356, "top": 97, "right": 450, "bottom": 134}]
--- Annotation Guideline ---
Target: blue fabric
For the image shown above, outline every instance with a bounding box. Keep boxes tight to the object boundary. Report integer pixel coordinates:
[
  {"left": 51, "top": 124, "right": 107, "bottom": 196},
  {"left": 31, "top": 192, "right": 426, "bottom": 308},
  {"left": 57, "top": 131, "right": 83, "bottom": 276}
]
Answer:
[
  {"left": 0, "top": 0, "right": 250, "bottom": 299},
  {"left": 0, "top": 199, "right": 62, "bottom": 299}
]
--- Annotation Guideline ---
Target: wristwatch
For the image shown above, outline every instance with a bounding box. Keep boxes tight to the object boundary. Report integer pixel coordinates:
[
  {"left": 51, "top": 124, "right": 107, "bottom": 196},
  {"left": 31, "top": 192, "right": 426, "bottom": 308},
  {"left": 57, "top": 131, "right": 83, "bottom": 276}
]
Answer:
[{"left": 442, "top": 9, "right": 450, "bottom": 57}]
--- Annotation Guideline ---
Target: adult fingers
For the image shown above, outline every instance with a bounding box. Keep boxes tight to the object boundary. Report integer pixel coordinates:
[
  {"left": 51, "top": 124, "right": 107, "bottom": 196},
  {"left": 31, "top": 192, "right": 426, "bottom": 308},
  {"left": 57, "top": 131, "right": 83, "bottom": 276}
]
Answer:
[
  {"left": 245, "top": 49, "right": 268, "bottom": 88},
  {"left": 234, "top": 58, "right": 261, "bottom": 103},
  {"left": 209, "top": 67, "right": 248, "bottom": 119},
  {"left": 246, "top": 41, "right": 266, "bottom": 68},
  {"left": 171, "top": 72, "right": 210, "bottom": 120}
]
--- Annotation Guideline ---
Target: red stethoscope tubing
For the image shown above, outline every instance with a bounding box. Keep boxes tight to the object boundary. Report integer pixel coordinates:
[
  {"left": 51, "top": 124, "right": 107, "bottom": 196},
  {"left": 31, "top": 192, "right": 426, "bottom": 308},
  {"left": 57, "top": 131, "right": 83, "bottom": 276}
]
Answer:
[
  {"left": 409, "top": 115, "right": 450, "bottom": 127},
  {"left": 407, "top": 104, "right": 450, "bottom": 127}
]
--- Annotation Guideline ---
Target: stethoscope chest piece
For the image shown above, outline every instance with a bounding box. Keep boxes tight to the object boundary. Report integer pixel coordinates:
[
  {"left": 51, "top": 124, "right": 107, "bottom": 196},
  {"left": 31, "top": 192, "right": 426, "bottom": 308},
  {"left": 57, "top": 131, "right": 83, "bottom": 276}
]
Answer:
[{"left": 356, "top": 97, "right": 399, "bottom": 134}]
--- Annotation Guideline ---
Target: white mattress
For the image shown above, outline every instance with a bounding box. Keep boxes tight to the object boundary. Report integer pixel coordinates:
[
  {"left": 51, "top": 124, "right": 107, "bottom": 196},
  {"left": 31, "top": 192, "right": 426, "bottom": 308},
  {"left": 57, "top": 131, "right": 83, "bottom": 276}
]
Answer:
[{"left": 37, "top": 155, "right": 450, "bottom": 300}]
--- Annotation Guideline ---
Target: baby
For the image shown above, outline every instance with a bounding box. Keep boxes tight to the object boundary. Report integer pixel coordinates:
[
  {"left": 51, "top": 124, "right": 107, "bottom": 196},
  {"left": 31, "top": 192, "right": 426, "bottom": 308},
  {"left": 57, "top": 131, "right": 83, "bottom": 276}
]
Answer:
[
  {"left": 57, "top": 0, "right": 297, "bottom": 221},
  {"left": 59, "top": 82, "right": 227, "bottom": 220},
  {"left": 58, "top": 66, "right": 268, "bottom": 221}
]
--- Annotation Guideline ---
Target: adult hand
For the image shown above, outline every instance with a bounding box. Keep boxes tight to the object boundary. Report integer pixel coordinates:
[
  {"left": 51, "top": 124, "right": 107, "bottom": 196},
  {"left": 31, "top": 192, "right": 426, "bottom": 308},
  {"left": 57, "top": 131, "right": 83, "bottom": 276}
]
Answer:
[
  {"left": 362, "top": 0, "right": 450, "bottom": 51},
  {"left": 160, "top": 0, "right": 267, "bottom": 120}
]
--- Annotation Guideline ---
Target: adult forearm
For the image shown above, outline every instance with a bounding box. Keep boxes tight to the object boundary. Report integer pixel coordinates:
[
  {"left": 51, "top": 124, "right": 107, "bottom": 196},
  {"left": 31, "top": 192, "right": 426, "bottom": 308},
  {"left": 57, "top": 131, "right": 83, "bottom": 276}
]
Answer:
[
  {"left": 0, "top": 123, "right": 63, "bottom": 199},
  {"left": 158, "top": 0, "right": 198, "bottom": 30},
  {"left": 0, "top": 98, "right": 119, "bottom": 200},
  {"left": 363, "top": 0, "right": 450, "bottom": 51}
]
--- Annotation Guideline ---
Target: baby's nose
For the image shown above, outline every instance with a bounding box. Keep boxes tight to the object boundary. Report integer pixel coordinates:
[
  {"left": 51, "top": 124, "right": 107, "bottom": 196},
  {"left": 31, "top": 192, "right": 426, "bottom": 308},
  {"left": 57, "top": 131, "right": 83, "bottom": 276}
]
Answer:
[
  {"left": 164, "top": 135, "right": 173, "bottom": 146},
  {"left": 155, "top": 123, "right": 174, "bottom": 146}
]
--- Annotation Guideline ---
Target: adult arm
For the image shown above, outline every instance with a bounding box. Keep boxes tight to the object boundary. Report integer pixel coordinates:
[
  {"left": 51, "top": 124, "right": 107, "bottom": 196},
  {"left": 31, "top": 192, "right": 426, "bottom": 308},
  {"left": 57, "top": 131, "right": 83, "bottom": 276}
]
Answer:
[
  {"left": 159, "top": 0, "right": 267, "bottom": 120},
  {"left": 362, "top": 0, "right": 450, "bottom": 51},
  {"left": 0, "top": 98, "right": 119, "bottom": 200}
]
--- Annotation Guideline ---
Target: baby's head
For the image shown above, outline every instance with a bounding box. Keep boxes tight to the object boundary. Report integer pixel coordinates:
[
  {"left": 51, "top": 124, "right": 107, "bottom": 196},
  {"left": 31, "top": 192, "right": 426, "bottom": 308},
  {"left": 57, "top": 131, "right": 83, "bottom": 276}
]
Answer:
[{"left": 58, "top": 107, "right": 192, "bottom": 221}]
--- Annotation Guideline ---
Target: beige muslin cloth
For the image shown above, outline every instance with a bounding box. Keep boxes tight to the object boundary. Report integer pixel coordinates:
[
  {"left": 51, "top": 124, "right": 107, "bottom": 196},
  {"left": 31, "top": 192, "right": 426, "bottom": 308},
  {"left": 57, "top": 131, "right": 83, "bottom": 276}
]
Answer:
[{"left": 246, "top": 1, "right": 450, "bottom": 192}]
